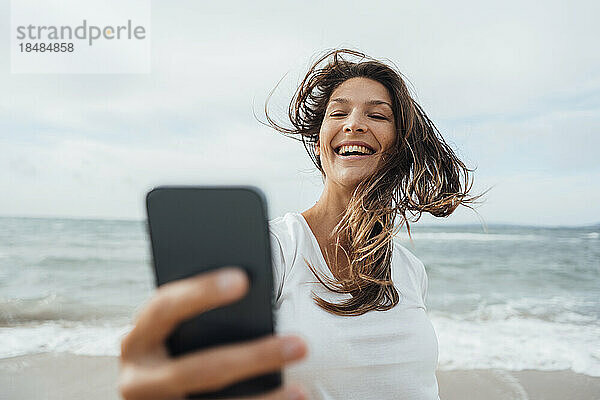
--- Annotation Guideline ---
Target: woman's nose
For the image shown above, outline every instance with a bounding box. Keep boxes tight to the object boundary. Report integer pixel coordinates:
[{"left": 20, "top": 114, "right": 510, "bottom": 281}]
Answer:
[{"left": 343, "top": 111, "right": 367, "bottom": 133}]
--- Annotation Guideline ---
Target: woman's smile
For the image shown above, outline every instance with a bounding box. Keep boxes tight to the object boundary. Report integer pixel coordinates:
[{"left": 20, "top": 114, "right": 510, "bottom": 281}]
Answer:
[
  {"left": 317, "top": 77, "right": 396, "bottom": 186},
  {"left": 334, "top": 141, "right": 376, "bottom": 160}
]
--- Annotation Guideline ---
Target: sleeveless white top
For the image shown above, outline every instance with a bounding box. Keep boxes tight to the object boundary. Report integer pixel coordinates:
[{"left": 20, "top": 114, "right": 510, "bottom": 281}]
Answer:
[{"left": 269, "top": 212, "right": 440, "bottom": 400}]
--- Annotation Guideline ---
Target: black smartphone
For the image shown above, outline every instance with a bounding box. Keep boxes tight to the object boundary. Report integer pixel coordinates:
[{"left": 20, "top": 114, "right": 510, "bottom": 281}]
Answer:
[{"left": 146, "top": 185, "right": 280, "bottom": 399}]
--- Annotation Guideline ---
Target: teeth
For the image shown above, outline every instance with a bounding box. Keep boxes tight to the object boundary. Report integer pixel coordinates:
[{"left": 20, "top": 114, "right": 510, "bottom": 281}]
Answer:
[{"left": 337, "top": 145, "right": 374, "bottom": 155}]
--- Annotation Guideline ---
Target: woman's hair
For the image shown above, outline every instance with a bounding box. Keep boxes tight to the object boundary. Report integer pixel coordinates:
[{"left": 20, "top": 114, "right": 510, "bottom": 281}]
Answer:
[{"left": 264, "top": 48, "right": 487, "bottom": 316}]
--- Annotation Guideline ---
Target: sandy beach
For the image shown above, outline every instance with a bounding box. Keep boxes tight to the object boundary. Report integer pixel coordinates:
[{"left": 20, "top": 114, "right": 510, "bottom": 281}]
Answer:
[{"left": 0, "top": 353, "right": 598, "bottom": 400}]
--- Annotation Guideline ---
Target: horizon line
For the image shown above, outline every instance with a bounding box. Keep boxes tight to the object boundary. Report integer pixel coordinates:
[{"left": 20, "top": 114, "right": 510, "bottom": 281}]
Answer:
[{"left": 0, "top": 213, "right": 597, "bottom": 229}]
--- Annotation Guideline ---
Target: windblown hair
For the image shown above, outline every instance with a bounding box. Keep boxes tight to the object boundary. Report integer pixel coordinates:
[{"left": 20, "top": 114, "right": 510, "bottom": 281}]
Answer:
[{"left": 264, "top": 48, "right": 487, "bottom": 316}]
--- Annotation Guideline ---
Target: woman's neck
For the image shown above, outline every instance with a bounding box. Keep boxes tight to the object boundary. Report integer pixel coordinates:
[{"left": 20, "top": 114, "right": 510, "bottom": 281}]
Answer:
[
  {"left": 302, "top": 181, "right": 354, "bottom": 235},
  {"left": 301, "top": 181, "right": 355, "bottom": 278}
]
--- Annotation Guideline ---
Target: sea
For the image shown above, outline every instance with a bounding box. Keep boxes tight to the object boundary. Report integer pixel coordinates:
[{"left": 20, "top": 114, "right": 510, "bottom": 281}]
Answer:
[{"left": 0, "top": 216, "right": 598, "bottom": 377}]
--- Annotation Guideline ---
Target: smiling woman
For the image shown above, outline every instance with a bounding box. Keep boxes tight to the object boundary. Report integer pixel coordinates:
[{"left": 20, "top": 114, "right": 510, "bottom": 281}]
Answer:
[
  {"left": 255, "top": 48, "right": 487, "bottom": 399},
  {"left": 265, "top": 48, "right": 485, "bottom": 316},
  {"left": 117, "top": 48, "right": 486, "bottom": 400}
]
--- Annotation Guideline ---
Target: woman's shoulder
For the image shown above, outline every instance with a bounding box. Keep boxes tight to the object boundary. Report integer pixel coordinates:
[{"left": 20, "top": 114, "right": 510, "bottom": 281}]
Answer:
[
  {"left": 392, "top": 239, "right": 429, "bottom": 308},
  {"left": 268, "top": 212, "right": 307, "bottom": 246},
  {"left": 392, "top": 240, "right": 425, "bottom": 272},
  {"left": 268, "top": 212, "right": 307, "bottom": 304},
  {"left": 268, "top": 212, "right": 298, "bottom": 235},
  {"left": 269, "top": 211, "right": 309, "bottom": 259}
]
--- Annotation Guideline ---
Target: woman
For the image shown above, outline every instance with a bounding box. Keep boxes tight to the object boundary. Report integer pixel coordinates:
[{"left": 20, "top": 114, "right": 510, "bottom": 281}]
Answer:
[{"left": 119, "top": 49, "right": 481, "bottom": 400}]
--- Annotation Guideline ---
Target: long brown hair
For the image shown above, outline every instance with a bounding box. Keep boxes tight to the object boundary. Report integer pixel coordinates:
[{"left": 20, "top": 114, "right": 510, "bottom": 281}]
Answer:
[{"left": 264, "top": 48, "right": 488, "bottom": 316}]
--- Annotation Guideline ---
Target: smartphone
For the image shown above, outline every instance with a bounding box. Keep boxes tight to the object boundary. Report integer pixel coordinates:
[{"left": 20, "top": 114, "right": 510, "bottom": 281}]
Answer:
[{"left": 146, "top": 185, "right": 280, "bottom": 399}]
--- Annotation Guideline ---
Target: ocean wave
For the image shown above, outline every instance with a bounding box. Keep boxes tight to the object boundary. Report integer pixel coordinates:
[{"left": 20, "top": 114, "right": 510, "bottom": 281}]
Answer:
[
  {"left": 433, "top": 296, "right": 599, "bottom": 325},
  {"left": 430, "top": 312, "right": 600, "bottom": 377},
  {"left": 481, "top": 302, "right": 596, "bottom": 324},
  {"left": 34, "top": 254, "right": 149, "bottom": 267},
  {"left": 396, "top": 232, "right": 544, "bottom": 242},
  {"left": 0, "top": 295, "right": 133, "bottom": 325},
  {"left": 0, "top": 321, "right": 131, "bottom": 358},
  {"left": 1, "top": 316, "right": 598, "bottom": 377}
]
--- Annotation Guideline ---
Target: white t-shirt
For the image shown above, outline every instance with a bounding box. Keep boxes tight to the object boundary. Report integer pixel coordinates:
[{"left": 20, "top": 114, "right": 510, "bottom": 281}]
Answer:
[{"left": 269, "top": 212, "right": 440, "bottom": 400}]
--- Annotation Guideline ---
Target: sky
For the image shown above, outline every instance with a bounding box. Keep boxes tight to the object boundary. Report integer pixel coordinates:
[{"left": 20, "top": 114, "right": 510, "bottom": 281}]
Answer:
[{"left": 1, "top": 0, "right": 599, "bottom": 226}]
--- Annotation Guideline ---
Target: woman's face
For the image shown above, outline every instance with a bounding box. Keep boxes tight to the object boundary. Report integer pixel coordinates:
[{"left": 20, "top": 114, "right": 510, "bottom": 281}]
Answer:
[{"left": 316, "top": 77, "right": 397, "bottom": 189}]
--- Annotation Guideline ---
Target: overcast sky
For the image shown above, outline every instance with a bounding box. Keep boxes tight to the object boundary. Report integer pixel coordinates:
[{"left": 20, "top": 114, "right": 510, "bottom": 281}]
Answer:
[{"left": 1, "top": 0, "right": 599, "bottom": 226}]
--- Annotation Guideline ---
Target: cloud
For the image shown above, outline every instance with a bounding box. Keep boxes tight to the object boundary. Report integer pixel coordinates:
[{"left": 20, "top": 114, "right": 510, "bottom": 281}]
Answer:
[
  {"left": 1, "top": 0, "right": 599, "bottom": 224},
  {"left": 0, "top": 126, "right": 322, "bottom": 220}
]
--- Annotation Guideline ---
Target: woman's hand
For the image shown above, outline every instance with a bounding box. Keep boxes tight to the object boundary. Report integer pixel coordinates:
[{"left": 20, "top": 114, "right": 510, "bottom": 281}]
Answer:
[{"left": 118, "top": 266, "right": 307, "bottom": 400}]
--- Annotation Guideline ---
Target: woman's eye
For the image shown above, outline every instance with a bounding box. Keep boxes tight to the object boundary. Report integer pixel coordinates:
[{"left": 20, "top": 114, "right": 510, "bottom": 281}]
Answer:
[
  {"left": 330, "top": 112, "right": 346, "bottom": 117},
  {"left": 369, "top": 114, "right": 387, "bottom": 120}
]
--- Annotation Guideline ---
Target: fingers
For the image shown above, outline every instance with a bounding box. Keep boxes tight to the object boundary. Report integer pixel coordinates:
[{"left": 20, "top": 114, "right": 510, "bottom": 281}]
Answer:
[
  {"left": 120, "top": 335, "right": 307, "bottom": 400},
  {"left": 121, "top": 267, "right": 249, "bottom": 359},
  {"left": 118, "top": 361, "right": 178, "bottom": 400},
  {"left": 166, "top": 335, "right": 307, "bottom": 395},
  {"left": 118, "top": 266, "right": 308, "bottom": 400}
]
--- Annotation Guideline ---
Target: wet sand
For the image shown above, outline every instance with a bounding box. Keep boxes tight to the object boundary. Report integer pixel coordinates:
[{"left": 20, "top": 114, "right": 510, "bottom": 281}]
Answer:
[{"left": 0, "top": 353, "right": 598, "bottom": 400}]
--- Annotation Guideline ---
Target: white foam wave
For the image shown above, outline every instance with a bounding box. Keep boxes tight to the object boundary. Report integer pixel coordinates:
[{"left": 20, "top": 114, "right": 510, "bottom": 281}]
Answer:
[
  {"left": 430, "top": 312, "right": 600, "bottom": 377},
  {"left": 0, "top": 295, "right": 132, "bottom": 324},
  {"left": 1, "top": 315, "right": 598, "bottom": 378},
  {"left": 452, "top": 297, "right": 599, "bottom": 325},
  {"left": 0, "top": 322, "right": 131, "bottom": 358}
]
